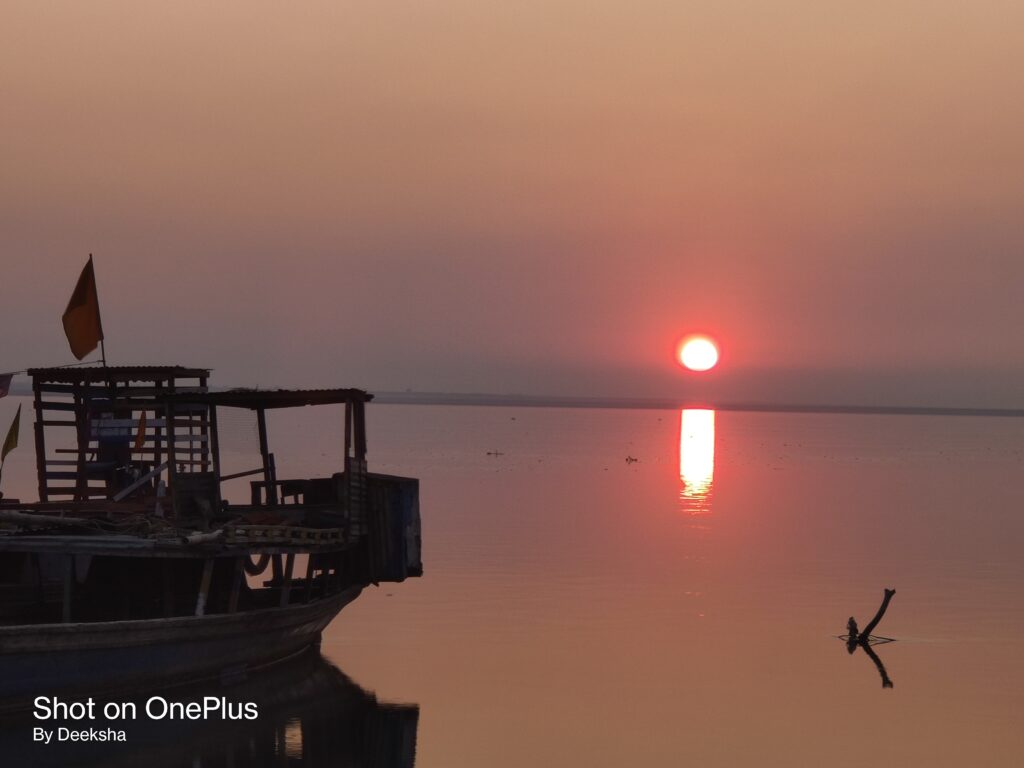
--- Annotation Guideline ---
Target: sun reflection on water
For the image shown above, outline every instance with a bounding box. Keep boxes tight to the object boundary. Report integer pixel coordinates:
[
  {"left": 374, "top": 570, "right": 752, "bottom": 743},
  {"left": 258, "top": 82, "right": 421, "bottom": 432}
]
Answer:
[{"left": 679, "top": 409, "right": 715, "bottom": 514}]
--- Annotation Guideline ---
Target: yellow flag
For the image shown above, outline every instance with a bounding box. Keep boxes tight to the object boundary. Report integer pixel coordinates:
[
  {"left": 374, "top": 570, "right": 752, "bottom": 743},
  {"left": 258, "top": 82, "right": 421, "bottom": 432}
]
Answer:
[
  {"left": 1, "top": 404, "right": 20, "bottom": 463},
  {"left": 62, "top": 255, "right": 104, "bottom": 360}
]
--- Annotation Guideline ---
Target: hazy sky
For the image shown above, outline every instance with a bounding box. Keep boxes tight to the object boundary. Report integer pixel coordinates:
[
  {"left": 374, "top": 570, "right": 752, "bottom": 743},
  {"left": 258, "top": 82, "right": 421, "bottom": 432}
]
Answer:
[{"left": 3, "top": 2, "right": 1024, "bottom": 406}]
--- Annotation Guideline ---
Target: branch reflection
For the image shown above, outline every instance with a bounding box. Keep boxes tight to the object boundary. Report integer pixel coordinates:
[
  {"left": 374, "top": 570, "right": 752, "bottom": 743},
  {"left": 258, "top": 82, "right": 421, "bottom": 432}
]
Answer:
[{"left": 843, "top": 634, "right": 896, "bottom": 689}]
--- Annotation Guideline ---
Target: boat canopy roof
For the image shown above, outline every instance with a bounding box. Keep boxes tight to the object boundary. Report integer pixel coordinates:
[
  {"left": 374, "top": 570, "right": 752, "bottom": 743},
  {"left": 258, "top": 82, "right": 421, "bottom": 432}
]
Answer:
[
  {"left": 26, "top": 367, "right": 371, "bottom": 408},
  {"left": 28, "top": 365, "right": 209, "bottom": 384},
  {"left": 167, "top": 388, "right": 373, "bottom": 409}
]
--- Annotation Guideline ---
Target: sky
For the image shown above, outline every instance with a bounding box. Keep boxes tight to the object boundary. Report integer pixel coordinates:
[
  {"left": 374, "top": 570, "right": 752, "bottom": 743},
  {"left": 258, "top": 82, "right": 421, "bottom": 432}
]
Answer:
[{"left": 3, "top": 2, "right": 1024, "bottom": 407}]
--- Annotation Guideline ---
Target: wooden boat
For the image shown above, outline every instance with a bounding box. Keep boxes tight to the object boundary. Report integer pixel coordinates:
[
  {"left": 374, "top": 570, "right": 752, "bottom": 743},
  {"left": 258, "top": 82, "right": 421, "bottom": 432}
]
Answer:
[{"left": 0, "top": 366, "right": 421, "bottom": 709}]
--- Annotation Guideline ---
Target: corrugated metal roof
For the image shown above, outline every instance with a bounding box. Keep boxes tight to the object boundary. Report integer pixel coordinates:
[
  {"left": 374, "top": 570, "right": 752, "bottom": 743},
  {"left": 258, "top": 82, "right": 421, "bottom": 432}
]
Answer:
[{"left": 28, "top": 365, "right": 210, "bottom": 383}]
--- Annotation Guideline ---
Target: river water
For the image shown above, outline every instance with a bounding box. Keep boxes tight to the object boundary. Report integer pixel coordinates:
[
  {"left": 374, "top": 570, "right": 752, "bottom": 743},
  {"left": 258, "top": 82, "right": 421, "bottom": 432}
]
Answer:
[{"left": 3, "top": 400, "right": 1023, "bottom": 765}]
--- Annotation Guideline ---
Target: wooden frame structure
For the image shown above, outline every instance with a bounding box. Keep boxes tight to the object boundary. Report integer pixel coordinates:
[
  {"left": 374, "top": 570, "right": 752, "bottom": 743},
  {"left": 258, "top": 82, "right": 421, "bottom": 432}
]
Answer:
[
  {"left": 26, "top": 366, "right": 372, "bottom": 522},
  {"left": 28, "top": 366, "right": 209, "bottom": 504}
]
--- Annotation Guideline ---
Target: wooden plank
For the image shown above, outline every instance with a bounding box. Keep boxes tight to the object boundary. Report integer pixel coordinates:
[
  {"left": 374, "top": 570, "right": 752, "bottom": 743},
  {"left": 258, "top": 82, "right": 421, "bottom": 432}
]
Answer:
[
  {"left": 47, "top": 399, "right": 210, "bottom": 415},
  {"left": 88, "top": 418, "right": 169, "bottom": 429},
  {"left": 304, "top": 555, "right": 315, "bottom": 603},
  {"left": 112, "top": 462, "right": 168, "bottom": 501},
  {"left": 171, "top": 434, "right": 208, "bottom": 444},
  {"left": 220, "top": 467, "right": 264, "bottom": 482},
  {"left": 195, "top": 558, "right": 214, "bottom": 617},
  {"left": 43, "top": 385, "right": 109, "bottom": 397},
  {"left": 42, "top": 489, "right": 112, "bottom": 498},
  {"left": 46, "top": 473, "right": 119, "bottom": 483},
  {"left": 149, "top": 458, "right": 206, "bottom": 466},
  {"left": 209, "top": 404, "right": 221, "bottom": 479},
  {"left": 35, "top": 402, "right": 79, "bottom": 412},
  {"left": 280, "top": 553, "right": 295, "bottom": 607},
  {"left": 73, "top": 383, "right": 88, "bottom": 503},
  {"left": 157, "top": 433, "right": 204, "bottom": 445},
  {"left": 344, "top": 401, "right": 352, "bottom": 459},
  {"left": 53, "top": 446, "right": 207, "bottom": 456},
  {"left": 62, "top": 556, "right": 73, "bottom": 623},
  {"left": 37, "top": 384, "right": 206, "bottom": 397},
  {"left": 102, "top": 386, "right": 206, "bottom": 397},
  {"left": 86, "top": 418, "right": 202, "bottom": 430},
  {"left": 162, "top": 561, "right": 174, "bottom": 618},
  {"left": 165, "top": 401, "right": 176, "bottom": 508},
  {"left": 0, "top": 536, "right": 354, "bottom": 557},
  {"left": 354, "top": 401, "right": 366, "bottom": 458},
  {"left": 77, "top": 434, "right": 208, "bottom": 444},
  {"left": 153, "top": 380, "right": 164, "bottom": 467},
  {"left": 228, "top": 557, "right": 243, "bottom": 614},
  {"left": 33, "top": 381, "right": 48, "bottom": 503},
  {"left": 45, "top": 460, "right": 117, "bottom": 468},
  {"left": 256, "top": 408, "right": 278, "bottom": 505}
]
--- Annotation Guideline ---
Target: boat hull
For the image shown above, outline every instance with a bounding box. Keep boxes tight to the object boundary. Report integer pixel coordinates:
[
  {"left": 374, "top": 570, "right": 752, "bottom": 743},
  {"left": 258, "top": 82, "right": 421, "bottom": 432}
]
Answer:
[{"left": 0, "top": 587, "right": 361, "bottom": 709}]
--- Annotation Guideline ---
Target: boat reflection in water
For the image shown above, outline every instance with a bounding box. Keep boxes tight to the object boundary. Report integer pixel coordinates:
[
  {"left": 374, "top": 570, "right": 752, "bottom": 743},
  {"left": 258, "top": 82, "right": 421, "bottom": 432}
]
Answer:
[
  {"left": 678, "top": 409, "right": 715, "bottom": 516},
  {"left": 3, "top": 649, "right": 418, "bottom": 768}
]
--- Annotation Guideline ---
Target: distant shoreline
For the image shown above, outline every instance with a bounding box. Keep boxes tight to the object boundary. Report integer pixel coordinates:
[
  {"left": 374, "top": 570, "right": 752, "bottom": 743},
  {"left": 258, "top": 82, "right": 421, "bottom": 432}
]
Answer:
[
  {"left": 373, "top": 391, "right": 1024, "bottom": 418},
  {"left": 7, "top": 382, "right": 1023, "bottom": 418}
]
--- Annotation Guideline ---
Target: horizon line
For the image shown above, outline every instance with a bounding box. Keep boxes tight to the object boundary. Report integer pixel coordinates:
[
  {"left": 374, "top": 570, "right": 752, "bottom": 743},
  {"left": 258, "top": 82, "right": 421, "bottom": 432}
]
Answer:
[
  {"left": 371, "top": 390, "right": 1024, "bottom": 418},
  {"left": 5, "top": 382, "right": 1023, "bottom": 418}
]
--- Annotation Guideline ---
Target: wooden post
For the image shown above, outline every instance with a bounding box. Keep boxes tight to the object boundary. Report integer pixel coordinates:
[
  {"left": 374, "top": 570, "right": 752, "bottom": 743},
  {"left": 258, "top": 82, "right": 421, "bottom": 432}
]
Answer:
[
  {"left": 344, "top": 401, "right": 352, "bottom": 460},
  {"left": 33, "top": 554, "right": 44, "bottom": 605},
  {"left": 354, "top": 401, "right": 366, "bottom": 459},
  {"left": 154, "top": 380, "right": 164, "bottom": 468},
  {"left": 165, "top": 401, "right": 177, "bottom": 513},
  {"left": 267, "top": 453, "right": 278, "bottom": 502},
  {"left": 279, "top": 553, "right": 294, "bottom": 607},
  {"left": 257, "top": 408, "right": 277, "bottom": 505},
  {"left": 195, "top": 558, "right": 214, "bottom": 616},
  {"left": 304, "top": 554, "right": 315, "bottom": 603},
  {"left": 209, "top": 404, "right": 221, "bottom": 480},
  {"left": 228, "top": 557, "right": 243, "bottom": 613},
  {"left": 62, "top": 555, "right": 73, "bottom": 623},
  {"left": 199, "top": 375, "right": 210, "bottom": 473},
  {"left": 73, "top": 383, "right": 88, "bottom": 503},
  {"left": 162, "top": 561, "right": 174, "bottom": 617},
  {"left": 32, "top": 379, "right": 47, "bottom": 503},
  {"left": 326, "top": 554, "right": 338, "bottom": 595}
]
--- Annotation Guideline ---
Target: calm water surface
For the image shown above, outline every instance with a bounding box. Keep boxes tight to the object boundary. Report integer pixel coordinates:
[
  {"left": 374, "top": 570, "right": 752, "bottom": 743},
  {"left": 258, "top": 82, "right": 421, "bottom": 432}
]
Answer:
[{"left": 3, "top": 402, "right": 1024, "bottom": 765}]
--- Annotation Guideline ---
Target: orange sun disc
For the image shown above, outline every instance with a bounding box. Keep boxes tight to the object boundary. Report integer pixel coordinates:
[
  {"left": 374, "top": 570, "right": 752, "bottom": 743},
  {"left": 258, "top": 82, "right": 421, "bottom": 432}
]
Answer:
[{"left": 678, "top": 337, "right": 719, "bottom": 371}]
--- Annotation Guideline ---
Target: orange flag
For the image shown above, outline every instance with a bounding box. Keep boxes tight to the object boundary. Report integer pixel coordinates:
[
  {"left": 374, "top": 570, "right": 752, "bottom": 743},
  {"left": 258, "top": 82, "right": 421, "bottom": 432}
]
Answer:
[
  {"left": 134, "top": 410, "right": 147, "bottom": 452},
  {"left": 1, "top": 404, "right": 20, "bottom": 464},
  {"left": 62, "top": 255, "right": 104, "bottom": 360}
]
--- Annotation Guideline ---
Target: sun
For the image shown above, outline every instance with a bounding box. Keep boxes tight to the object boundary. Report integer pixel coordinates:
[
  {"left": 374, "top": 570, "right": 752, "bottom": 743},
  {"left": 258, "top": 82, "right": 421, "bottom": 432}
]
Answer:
[{"left": 677, "top": 336, "right": 719, "bottom": 372}]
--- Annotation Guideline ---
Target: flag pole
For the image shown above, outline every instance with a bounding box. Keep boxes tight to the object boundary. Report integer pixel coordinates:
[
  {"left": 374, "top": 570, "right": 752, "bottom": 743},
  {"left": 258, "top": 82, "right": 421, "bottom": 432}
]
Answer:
[{"left": 90, "top": 254, "right": 108, "bottom": 367}]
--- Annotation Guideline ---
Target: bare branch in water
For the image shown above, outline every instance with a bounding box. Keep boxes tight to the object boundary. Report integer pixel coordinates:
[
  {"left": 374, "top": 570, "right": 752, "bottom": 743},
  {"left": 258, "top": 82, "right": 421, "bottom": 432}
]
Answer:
[{"left": 859, "top": 588, "right": 896, "bottom": 641}]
